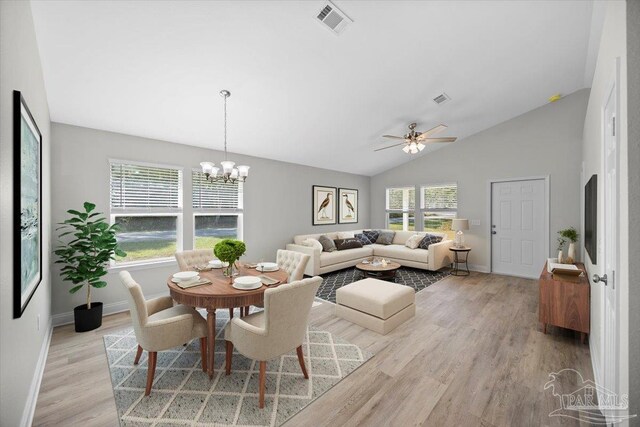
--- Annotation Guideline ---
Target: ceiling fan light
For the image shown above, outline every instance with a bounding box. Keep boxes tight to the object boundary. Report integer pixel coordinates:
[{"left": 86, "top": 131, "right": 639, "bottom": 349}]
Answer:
[
  {"left": 417, "top": 143, "right": 425, "bottom": 151},
  {"left": 402, "top": 145, "right": 411, "bottom": 154}
]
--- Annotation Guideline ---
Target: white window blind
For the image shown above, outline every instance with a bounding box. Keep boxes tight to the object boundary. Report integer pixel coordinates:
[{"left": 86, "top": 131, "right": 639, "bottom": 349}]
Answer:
[
  {"left": 192, "top": 170, "right": 243, "bottom": 210},
  {"left": 422, "top": 184, "right": 457, "bottom": 212},
  {"left": 386, "top": 187, "right": 415, "bottom": 210},
  {"left": 110, "top": 162, "right": 182, "bottom": 209}
]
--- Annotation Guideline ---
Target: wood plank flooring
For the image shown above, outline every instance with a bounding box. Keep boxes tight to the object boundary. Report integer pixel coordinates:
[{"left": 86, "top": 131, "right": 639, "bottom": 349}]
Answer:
[{"left": 33, "top": 272, "right": 594, "bottom": 426}]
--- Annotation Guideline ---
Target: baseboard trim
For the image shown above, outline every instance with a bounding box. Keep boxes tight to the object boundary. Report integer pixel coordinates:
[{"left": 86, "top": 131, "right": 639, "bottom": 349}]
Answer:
[
  {"left": 51, "top": 291, "right": 169, "bottom": 327},
  {"left": 20, "top": 319, "right": 53, "bottom": 427},
  {"left": 468, "top": 264, "right": 490, "bottom": 273}
]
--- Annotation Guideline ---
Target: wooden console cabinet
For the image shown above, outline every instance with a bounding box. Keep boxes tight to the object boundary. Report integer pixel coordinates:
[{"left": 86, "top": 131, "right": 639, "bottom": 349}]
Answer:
[{"left": 538, "top": 262, "right": 590, "bottom": 343}]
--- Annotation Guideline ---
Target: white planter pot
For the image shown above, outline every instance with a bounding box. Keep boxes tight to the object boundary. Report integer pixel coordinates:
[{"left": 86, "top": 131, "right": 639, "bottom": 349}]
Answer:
[{"left": 567, "top": 243, "right": 576, "bottom": 263}]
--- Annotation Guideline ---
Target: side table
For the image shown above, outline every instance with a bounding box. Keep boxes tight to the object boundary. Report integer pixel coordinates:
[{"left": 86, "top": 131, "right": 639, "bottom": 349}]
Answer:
[{"left": 449, "top": 247, "right": 471, "bottom": 276}]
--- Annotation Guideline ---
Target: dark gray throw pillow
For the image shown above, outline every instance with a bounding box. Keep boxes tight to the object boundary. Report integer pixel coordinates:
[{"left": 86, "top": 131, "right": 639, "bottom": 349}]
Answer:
[
  {"left": 363, "top": 229, "right": 380, "bottom": 243},
  {"left": 318, "top": 235, "right": 337, "bottom": 252},
  {"left": 355, "top": 233, "right": 373, "bottom": 245},
  {"left": 334, "top": 238, "right": 363, "bottom": 251},
  {"left": 419, "top": 233, "right": 443, "bottom": 249},
  {"left": 376, "top": 231, "right": 395, "bottom": 245}
]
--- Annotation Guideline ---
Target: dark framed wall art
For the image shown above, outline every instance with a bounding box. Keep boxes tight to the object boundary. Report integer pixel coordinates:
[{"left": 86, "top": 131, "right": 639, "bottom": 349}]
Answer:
[
  {"left": 338, "top": 188, "right": 358, "bottom": 224},
  {"left": 13, "top": 90, "right": 43, "bottom": 318},
  {"left": 312, "top": 185, "right": 337, "bottom": 225}
]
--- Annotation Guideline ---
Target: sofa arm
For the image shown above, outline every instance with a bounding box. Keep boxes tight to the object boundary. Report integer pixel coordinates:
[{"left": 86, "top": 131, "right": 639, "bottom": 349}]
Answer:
[
  {"left": 428, "top": 239, "right": 454, "bottom": 271},
  {"left": 285, "top": 244, "right": 320, "bottom": 276}
]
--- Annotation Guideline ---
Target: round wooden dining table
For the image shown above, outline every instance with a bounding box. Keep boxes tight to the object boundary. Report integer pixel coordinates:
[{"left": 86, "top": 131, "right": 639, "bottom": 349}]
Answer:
[{"left": 167, "top": 264, "right": 288, "bottom": 378}]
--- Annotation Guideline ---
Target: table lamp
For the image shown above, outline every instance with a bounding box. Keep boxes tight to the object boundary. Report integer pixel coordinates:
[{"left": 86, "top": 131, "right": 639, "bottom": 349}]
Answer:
[{"left": 452, "top": 219, "right": 469, "bottom": 248}]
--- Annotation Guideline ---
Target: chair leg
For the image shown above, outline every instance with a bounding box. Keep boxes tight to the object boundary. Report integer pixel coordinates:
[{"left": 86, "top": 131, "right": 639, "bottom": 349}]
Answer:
[
  {"left": 145, "top": 351, "right": 157, "bottom": 396},
  {"left": 296, "top": 345, "right": 309, "bottom": 379},
  {"left": 229, "top": 308, "right": 234, "bottom": 318},
  {"left": 244, "top": 306, "right": 250, "bottom": 316},
  {"left": 200, "top": 337, "right": 207, "bottom": 372},
  {"left": 259, "top": 361, "right": 266, "bottom": 409},
  {"left": 225, "top": 341, "right": 233, "bottom": 375},
  {"left": 134, "top": 345, "right": 143, "bottom": 365}
]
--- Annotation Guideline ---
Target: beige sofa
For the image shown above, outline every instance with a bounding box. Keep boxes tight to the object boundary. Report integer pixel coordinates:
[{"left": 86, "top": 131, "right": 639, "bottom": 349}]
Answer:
[{"left": 286, "top": 229, "right": 453, "bottom": 276}]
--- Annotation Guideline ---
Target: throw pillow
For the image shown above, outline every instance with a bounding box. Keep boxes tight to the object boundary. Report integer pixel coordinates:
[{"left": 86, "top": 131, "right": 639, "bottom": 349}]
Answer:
[
  {"left": 363, "top": 229, "right": 380, "bottom": 243},
  {"left": 419, "top": 233, "right": 443, "bottom": 250},
  {"left": 318, "top": 235, "right": 337, "bottom": 252},
  {"left": 405, "top": 234, "right": 423, "bottom": 249},
  {"left": 302, "top": 238, "right": 323, "bottom": 251},
  {"left": 337, "top": 231, "right": 355, "bottom": 239},
  {"left": 334, "top": 238, "right": 363, "bottom": 251},
  {"left": 376, "top": 231, "right": 395, "bottom": 245},
  {"left": 355, "top": 233, "right": 373, "bottom": 245}
]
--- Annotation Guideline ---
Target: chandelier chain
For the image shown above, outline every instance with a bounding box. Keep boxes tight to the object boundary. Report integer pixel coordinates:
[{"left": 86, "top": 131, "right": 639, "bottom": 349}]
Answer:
[{"left": 223, "top": 93, "right": 228, "bottom": 161}]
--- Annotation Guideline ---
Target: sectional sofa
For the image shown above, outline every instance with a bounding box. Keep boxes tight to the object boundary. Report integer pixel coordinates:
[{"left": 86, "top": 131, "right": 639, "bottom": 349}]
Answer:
[{"left": 286, "top": 229, "right": 454, "bottom": 276}]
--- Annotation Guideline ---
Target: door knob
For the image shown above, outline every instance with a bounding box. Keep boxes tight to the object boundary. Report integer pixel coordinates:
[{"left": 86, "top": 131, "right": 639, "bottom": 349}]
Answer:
[
  {"left": 592, "top": 273, "right": 608, "bottom": 285},
  {"left": 491, "top": 231, "right": 497, "bottom": 235}
]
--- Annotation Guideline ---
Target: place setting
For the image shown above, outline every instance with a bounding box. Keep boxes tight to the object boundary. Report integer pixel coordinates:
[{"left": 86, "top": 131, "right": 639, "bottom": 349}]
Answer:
[{"left": 171, "top": 271, "right": 211, "bottom": 289}]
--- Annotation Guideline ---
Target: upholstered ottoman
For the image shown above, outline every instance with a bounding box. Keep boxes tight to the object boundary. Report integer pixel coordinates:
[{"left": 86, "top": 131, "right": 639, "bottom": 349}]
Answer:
[{"left": 335, "top": 278, "right": 415, "bottom": 335}]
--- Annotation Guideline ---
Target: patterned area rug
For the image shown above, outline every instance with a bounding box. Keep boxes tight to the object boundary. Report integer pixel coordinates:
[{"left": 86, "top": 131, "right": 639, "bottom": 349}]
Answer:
[
  {"left": 104, "top": 308, "right": 372, "bottom": 427},
  {"left": 317, "top": 266, "right": 450, "bottom": 303}
]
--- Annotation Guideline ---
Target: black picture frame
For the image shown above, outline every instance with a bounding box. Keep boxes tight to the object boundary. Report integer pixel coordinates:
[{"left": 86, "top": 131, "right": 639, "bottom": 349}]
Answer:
[
  {"left": 13, "top": 90, "right": 43, "bottom": 318},
  {"left": 312, "top": 185, "right": 337, "bottom": 226},
  {"left": 338, "top": 188, "right": 359, "bottom": 224}
]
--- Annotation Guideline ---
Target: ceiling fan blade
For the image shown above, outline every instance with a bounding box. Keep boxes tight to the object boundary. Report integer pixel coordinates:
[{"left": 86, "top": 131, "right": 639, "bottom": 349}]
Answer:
[
  {"left": 423, "top": 137, "right": 457, "bottom": 143},
  {"left": 417, "top": 124, "right": 448, "bottom": 139},
  {"left": 374, "top": 142, "right": 406, "bottom": 152},
  {"left": 382, "top": 135, "right": 407, "bottom": 140}
]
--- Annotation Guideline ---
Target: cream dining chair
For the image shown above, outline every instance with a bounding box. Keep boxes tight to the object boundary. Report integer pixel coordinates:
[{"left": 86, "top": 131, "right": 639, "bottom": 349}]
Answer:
[
  {"left": 224, "top": 276, "right": 322, "bottom": 408},
  {"left": 119, "top": 271, "right": 208, "bottom": 396},
  {"left": 175, "top": 248, "right": 214, "bottom": 271}
]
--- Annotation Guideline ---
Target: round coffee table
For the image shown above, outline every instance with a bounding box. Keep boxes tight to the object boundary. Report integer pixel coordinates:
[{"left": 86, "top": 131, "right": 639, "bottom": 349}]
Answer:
[{"left": 355, "top": 259, "right": 401, "bottom": 281}]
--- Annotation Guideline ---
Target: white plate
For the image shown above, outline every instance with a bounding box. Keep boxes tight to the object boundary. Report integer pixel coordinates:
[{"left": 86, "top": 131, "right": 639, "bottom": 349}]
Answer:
[
  {"left": 256, "top": 262, "right": 279, "bottom": 272},
  {"left": 173, "top": 271, "right": 199, "bottom": 281},
  {"left": 172, "top": 276, "right": 200, "bottom": 285},
  {"left": 234, "top": 276, "right": 262, "bottom": 287},
  {"left": 208, "top": 261, "right": 228, "bottom": 269},
  {"left": 232, "top": 282, "right": 262, "bottom": 291}
]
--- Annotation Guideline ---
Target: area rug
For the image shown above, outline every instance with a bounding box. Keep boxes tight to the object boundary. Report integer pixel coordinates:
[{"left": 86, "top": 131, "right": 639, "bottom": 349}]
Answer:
[
  {"left": 317, "top": 266, "right": 450, "bottom": 303},
  {"left": 104, "top": 309, "right": 372, "bottom": 427}
]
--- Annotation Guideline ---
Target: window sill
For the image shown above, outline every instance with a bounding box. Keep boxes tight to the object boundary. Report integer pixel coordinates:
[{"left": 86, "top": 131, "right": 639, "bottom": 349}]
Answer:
[{"left": 108, "top": 258, "right": 177, "bottom": 273}]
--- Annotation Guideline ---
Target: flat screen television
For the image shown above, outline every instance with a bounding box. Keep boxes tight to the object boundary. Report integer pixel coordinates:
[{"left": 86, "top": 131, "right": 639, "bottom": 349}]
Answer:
[{"left": 584, "top": 174, "right": 597, "bottom": 264}]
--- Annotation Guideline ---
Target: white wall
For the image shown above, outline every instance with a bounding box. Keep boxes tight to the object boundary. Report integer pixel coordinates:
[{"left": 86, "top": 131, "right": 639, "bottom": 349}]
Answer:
[
  {"left": 580, "top": 0, "right": 629, "bottom": 416},
  {"left": 0, "top": 2, "right": 52, "bottom": 426},
  {"left": 370, "top": 89, "right": 589, "bottom": 272},
  {"left": 50, "top": 123, "right": 370, "bottom": 319}
]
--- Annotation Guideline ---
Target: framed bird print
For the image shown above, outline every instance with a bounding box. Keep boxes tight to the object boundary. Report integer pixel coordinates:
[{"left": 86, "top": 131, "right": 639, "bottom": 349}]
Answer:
[
  {"left": 338, "top": 188, "right": 358, "bottom": 224},
  {"left": 312, "top": 185, "right": 337, "bottom": 225}
]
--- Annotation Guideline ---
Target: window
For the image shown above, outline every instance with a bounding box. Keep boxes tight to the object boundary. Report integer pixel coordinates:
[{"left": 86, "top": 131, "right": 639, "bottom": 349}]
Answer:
[
  {"left": 192, "top": 170, "right": 243, "bottom": 249},
  {"left": 385, "top": 187, "right": 415, "bottom": 231},
  {"left": 110, "top": 161, "right": 183, "bottom": 264},
  {"left": 421, "top": 183, "right": 457, "bottom": 239}
]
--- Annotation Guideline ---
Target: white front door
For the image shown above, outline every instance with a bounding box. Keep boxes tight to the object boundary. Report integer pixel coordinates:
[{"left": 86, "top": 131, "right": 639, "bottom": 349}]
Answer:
[{"left": 491, "top": 179, "right": 547, "bottom": 278}]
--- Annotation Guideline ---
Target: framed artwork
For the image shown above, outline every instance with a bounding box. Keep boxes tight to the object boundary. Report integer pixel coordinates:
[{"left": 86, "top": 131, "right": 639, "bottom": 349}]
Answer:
[
  {"left": 312, "top": 185, "right": 337, "bottom": 225},
  {"left": 13, "top": 91, "right": 43, "bottom": 318},
  {"left": 338, "top": 188, "right": 358, "bottom": 224}
]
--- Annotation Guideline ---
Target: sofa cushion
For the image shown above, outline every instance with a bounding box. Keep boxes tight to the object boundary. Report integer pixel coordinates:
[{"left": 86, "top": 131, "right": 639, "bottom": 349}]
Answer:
[
  {"left": 363, "top": 230, "right": 380, "bottom": 243},
  {"left": 337, "top": 231, "right": 355, "bottom": 239},
  {"left": 334, "top": 238, "right": 363, "bottom": 251},
  {"left": 392, "top": 230, "right": 417, "bottom": 245},
  {"left": 373, "top": 244, "right": 429, "bottom": 263},
  {"left": 419, "top": 233, "right": 443, "bottom": 250},
  {"left": 318, "top": 235, "right": 337, "bottom": 252},
  {"left": 376, "top": 231, "right": 395, "bottom": 245},
  {"left": 336, "top": 278, "right": 415, "bottom": 320},
  {"left": 405, "top": 234, "right": 424, "bottom": 249},
  {"left": 320, "top": 247, "right": 373, "bottom": 267},
  {"left": 301, "top": 238, "right": 323, "bottom": 251},
  {"left": 293, "top": 230, "right": 363, "bottom": 245},
  {"left": 355, "top": 233, "right": 373, "bottom": 245}
]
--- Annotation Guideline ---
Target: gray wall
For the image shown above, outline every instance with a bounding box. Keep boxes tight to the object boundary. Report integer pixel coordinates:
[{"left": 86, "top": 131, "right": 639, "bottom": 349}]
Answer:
[
  {"left": 50, "top": 123, "right": 370, "bottom": 316},
  {"left": 0, "top": 2, "right": 52, "bottom": 426},
  {"left": 627, "top": 0, "right": 639, "bottom": 421},
  {"left": 370, "top": 89, "right": 588, "bottom": 271}
]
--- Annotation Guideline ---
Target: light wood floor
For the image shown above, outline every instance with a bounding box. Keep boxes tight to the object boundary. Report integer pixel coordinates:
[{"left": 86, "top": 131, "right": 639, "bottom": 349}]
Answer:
[{"left": 33, "top": 272, "right": 593, "bottom": 426}]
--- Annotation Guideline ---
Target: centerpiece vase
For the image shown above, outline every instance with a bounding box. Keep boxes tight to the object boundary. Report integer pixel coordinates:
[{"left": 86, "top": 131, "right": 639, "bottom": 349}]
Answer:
[
  {"left": 567, "top": 243, "right": 576, "bottom": 264},
  {"left": 224, "top": 261, "right": 238, "bottom": 282}
]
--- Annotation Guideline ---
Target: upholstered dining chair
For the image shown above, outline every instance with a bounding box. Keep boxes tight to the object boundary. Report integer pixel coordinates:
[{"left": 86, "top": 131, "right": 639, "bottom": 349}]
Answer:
[
  {"left": 175, "top": 248, "right": 214, "bottom": 271},
  {"left": 224, "top": 276, "right": 322, "bottom": 408},
  {"left": 119, "top": 271, "right": 208, "bottom": 396},
  {"left": 276, "top": 249, "right": 310, "bottom": 282}
]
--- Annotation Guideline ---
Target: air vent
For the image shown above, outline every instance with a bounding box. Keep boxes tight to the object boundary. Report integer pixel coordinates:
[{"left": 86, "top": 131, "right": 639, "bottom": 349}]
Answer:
[
  {"left": 316, "top": 2, "right": 352, "bottom": 35},
  {"left": 433, "top": 93, "right": 451, "bottom": 105}
]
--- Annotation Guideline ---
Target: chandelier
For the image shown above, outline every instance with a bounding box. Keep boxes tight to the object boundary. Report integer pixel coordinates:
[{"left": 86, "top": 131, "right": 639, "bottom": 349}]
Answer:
[{"left": 200, "top": 90, "right": 249, "bottom": 183}]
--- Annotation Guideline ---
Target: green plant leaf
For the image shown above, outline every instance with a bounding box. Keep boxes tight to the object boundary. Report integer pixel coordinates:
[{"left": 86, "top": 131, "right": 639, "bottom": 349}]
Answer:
[
  {"left": 67, "top": 209, "right": 82, "bottom": 216},
  {"left": 69, "top": 284, "right": 84, "bottom": 293},
  {"left": 92, "top": 281, "right": 108, "bottom": 288},
  {"left": 84, "top": 202, "right": 96, "bottom": 212}
]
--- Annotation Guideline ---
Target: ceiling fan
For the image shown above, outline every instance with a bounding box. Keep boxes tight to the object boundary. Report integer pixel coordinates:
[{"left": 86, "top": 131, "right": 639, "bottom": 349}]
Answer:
[{"left": 376, "top": 122, "right": 457, "bottom": 154}]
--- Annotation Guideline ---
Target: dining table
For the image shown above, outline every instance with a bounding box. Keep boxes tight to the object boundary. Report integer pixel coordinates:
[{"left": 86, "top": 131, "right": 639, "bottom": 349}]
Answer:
[{"left": 167, "top": 263, "right": 288, "bottom": 378}]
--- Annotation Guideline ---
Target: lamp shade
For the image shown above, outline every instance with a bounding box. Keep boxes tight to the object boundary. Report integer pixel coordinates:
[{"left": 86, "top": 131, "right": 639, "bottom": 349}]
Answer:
[{"left": 452, "top": 219, "right": 469, "bottom": 231}]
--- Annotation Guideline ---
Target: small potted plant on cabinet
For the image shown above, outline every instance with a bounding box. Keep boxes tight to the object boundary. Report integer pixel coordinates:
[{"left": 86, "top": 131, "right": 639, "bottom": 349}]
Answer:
[
  {"left": 558, "top": 227, "right": 579, "bottom": 264},
  {"left": 214, "top": 239, "right": 246, "bottom": 282},
  {"left": 54, "top": 202, "right": 126, "bottom": 332}
]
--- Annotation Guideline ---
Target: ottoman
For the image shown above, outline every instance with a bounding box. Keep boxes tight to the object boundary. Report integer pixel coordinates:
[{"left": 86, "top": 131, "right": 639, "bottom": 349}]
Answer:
[{"left": 335, "top": 278, "right": 415, "bottom": 335}]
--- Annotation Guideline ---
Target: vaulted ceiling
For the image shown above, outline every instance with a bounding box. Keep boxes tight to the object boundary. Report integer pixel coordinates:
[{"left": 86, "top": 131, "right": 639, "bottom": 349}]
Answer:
[{"left": 30, "top": 0, "right": 599, "bottom": 176}]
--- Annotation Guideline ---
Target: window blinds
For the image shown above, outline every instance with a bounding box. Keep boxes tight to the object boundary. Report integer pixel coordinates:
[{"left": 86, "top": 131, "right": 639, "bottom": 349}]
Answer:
[
  {"left": 386, "top": 187, "right": 415, "bottom": 210},
  {"left": 192, "top": 170, "right": 243, "bottom": 210},
  {"left": 110, "top": 162, "right": 182, "bottom": 209},
  {"left": 422, "top": 184, "right": 457, "bottom": 211}
]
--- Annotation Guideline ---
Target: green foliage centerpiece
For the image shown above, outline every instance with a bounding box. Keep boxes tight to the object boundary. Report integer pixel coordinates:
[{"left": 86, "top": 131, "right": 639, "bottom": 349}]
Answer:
[
  {"left": 214, "top": 239, "right": 247, "bottom": 282},
  {"left": 54, "top": 202, "right": 126, "bottom": 332}
]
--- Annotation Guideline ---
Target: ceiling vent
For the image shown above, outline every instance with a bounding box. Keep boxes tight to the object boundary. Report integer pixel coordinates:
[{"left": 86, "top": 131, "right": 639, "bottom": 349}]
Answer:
[
  {"left": 433, "top": 93, "right": 451, "bottom": 105},
  {"left": 316, "top": 2, "right": 352, "bottom": 35}
]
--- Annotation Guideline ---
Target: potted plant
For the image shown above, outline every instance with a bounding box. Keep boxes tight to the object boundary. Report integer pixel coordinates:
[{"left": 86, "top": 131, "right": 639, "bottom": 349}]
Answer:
[
  {"left": 214, "top": 239, "right": 246, "bottom": 282},
  {"left": 558, "top": 227, "right": 579, "bottom": 264},
  {"left": 54, "top": 202, "right": 126, "bottom": 332},
  {"left": 556, "top": 237, "right": 566, "bottom": 263}
]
